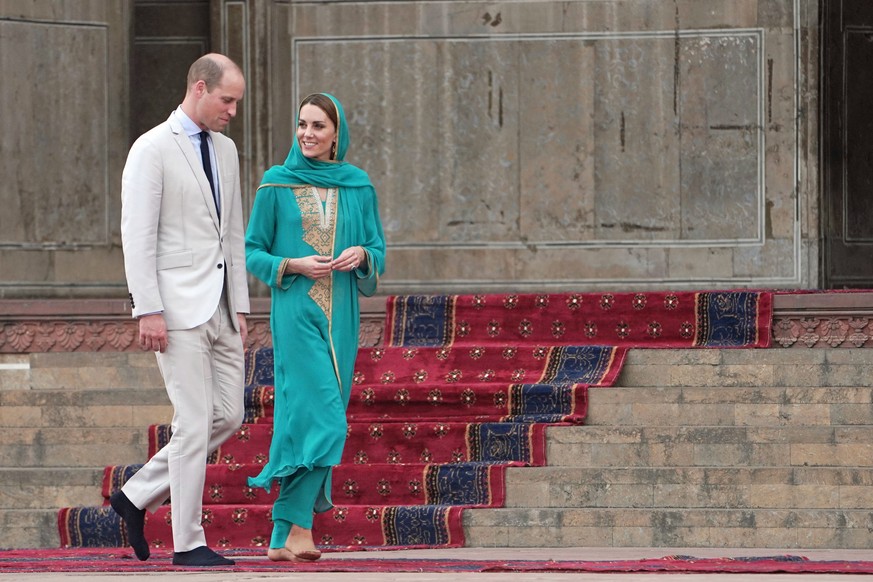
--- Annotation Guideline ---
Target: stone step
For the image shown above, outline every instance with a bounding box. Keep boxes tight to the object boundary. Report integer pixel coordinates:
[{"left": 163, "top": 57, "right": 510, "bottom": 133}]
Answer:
[
  {"left": 0, "top": 468, "right": 104, "bottom": 509},
  {"left": 0, "top": 427, "right": 152, "bottom": 467},
  {"left": 618, "top": 348, "right": 873, "bottom": 388},
  {"left": 545, "top": 425, "right": 873, "bottom": 467},
  {"left": 0, "top": 352, "right": 163, "bottom": 392},
  {"left": 464, "top": 507, "right": 873, "bottom": 549},
  {"left": 0, "top": 509, "right": 59, "bottom": 549},
  {"left": 0, "top": 388, "right": 171, "bottom": 430},
  {"left": 586, "top": 386, "right": 873, "bottom": 426},
  {"left": 502, "top": 466, "right": 873, "bottom": 509},
  {"left": 0, "top": 388, "right": 171, "bottom": 429},
  {"left": 6, "top": 347, "right": 868, "bottom": 392}
]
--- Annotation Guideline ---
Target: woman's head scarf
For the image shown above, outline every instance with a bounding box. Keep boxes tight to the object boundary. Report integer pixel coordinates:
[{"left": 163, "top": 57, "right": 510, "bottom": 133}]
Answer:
[{"left": 260, "top": 93, "right": 372, "bottom": 189}]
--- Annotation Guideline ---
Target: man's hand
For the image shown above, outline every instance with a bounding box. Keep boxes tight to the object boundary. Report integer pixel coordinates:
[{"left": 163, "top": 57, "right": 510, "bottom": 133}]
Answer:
[
  {"left": 237, "top": 314, "right": 248, "bottom": 347},
  {"left": 138, "top": 313, "right": 168, "bottom": 353}
]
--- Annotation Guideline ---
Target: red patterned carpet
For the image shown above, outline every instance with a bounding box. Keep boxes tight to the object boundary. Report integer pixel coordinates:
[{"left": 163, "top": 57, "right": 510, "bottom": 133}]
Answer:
[
  {"left": 1, "top": 548, "right": 872, "bottom": 574},
  {"left": 57, "top": 291, "right": 772, "bottom": 552}
]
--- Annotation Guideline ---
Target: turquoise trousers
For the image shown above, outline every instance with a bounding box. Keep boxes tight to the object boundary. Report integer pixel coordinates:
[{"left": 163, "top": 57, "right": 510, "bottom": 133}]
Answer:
[{"left": 269, "top": 466, "right": 330, "bottom": 548}]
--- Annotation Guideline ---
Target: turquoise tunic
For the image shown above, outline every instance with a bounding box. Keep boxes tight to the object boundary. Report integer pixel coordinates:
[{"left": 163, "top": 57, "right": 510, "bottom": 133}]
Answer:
[{"left": 245, "top": 179, "right": 385, "bottom": 515}]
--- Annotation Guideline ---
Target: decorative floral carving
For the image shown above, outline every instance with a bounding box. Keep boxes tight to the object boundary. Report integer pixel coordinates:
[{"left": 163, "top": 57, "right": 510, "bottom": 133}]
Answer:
[
  {"left": 6, "top": 324, "right": 35, "bottom": 352},
  {"left": 772, "top": 315, "right": 873, "bottom": 348},
  {"left": 4, "top": 296, "right": 873, "bottom": 354}
]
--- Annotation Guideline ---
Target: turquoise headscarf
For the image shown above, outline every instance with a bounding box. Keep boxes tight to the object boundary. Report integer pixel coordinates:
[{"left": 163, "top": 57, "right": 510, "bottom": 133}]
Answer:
[{"left": 260, "top": 93, "right": 372, "bottom": 189}]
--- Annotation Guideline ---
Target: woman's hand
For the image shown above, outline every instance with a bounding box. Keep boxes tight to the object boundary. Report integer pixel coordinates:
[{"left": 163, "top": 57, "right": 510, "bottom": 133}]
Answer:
[
  {"left": 287, "top": 255, "right": 334, "bottom": 279},
  {"left": 332, "top": 246, "right": 366, "bottom": 272}
]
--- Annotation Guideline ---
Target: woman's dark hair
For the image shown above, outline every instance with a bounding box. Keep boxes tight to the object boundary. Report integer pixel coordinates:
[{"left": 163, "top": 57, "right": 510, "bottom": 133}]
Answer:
[{"left": 300, "top": 94, "right": 338, "bottom": 130}]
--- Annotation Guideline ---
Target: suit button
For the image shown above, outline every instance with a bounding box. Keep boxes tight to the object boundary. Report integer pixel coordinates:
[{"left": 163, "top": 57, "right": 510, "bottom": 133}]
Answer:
[{"left": 217, "top": 264, "right": 223, "bottom": 269}]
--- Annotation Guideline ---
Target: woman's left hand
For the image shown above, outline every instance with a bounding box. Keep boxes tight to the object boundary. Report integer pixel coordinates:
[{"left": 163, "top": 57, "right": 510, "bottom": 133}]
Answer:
[{"left": 332, "top": 246, "right": 366, "bottom": 272}]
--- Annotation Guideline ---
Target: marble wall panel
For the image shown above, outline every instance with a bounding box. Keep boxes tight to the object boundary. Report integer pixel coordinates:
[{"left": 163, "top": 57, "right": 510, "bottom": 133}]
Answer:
[
  {"left": 666, "top": 247, "right": 735, "bottom": 280},
  {"left": 0, "top": 0, "right": 818, "bottom": 297},
  {"left": 294, "top": 38, "right": 522, "bottom": 245},
  {"left": 734, "top": 238, "right": 797, "bottom": 279},
  {"left": 0, "top": 1, "right": 129, "bottom": 298},
  {"left": 764, "top": 31, "right": 800, "bottom": 242},
  {"left": 678, "top": 34, "right": 761, "bottom": 243},
  {"left": 0, "top": 18, "right": 108, "bottom": 246},
  {"left": 284, "top": 0, "right": 803, "bottom": 291},
  {"left": 592, "top": 36, "right": 682, "bottom": 241},
  {"left": 384, "top": 245, "right": 671, "bottom": 291},
  {"left": 518, "top": 40, "right": 596, "bottom": 243}
]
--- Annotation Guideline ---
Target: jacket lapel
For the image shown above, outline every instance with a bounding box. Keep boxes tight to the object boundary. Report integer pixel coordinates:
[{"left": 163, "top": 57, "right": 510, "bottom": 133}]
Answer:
[{"left": 168, "top": 114, "right": 221, "bottom": 230}]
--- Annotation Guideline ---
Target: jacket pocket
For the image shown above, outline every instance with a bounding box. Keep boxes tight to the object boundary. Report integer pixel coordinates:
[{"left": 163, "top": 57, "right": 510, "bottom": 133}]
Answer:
[{"left": 156, "top": 249, "right": 193, "bottom": 270}]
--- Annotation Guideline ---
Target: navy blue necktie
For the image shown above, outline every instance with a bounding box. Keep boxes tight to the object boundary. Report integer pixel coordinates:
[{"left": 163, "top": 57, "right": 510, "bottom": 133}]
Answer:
[{"left": 199, "top": 131, "right": 220, "bottom": 218}]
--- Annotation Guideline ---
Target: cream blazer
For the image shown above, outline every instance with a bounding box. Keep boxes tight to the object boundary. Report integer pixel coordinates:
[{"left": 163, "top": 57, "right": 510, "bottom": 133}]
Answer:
[{"left": 120, "top": 112, "right": 250, "bottom": 331}]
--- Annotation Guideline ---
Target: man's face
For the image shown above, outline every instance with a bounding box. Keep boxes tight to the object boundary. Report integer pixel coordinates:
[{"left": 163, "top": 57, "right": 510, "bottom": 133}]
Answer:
[{"left": 193, "top": 69, "right": 245, "bottom": 132}]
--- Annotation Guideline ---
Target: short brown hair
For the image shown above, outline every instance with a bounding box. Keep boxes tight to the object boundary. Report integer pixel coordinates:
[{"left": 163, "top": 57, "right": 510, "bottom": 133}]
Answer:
[{"left": 187, "top": 54, "right": 240, "bottom": 91}]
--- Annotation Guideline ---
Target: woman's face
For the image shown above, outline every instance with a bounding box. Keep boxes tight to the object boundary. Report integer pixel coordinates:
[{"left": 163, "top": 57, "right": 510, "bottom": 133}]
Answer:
[{"left": 297, "top": 103, "right": 337, "bottom": 161}]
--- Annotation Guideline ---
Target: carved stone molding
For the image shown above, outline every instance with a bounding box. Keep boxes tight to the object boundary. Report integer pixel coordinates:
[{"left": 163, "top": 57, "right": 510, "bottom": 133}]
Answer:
[
  {"left": 771, "top": 316, "right": 873, "bottom": 348},
  {"left": 0, "top": 297, "right": 386, "bottom": 353},
  {"left": 2, "top": 293, "right": 872, "bottom": 353},
  {"left": 771, "top": 292, "right": 873, "bottom": 348}
]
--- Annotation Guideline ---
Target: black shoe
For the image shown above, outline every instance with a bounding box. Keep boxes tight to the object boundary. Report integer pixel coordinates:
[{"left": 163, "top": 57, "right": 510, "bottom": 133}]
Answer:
[
  {"left": 109, "top": 491, "right": 150, "bottom": 561},
  {"left": 172, "top": 546, "right": 235, "bottom": 567}
]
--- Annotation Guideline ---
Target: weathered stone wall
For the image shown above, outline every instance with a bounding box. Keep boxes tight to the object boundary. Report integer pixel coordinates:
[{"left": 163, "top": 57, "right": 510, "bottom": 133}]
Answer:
[
  {"left": 0, "top": 1, "right": 129, "bottom": 298},
  {"left": 278, "top": 0, "right": 817, "bottom": 293},
  {"left": 0, "top": 0, "right": 818, "bottom": 298}
]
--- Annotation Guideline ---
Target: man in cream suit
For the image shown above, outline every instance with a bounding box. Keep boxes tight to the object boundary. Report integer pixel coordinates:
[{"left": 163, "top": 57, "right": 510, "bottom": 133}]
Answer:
[{"left": 112, "top": 53, "right": 249, "bottom": 567}]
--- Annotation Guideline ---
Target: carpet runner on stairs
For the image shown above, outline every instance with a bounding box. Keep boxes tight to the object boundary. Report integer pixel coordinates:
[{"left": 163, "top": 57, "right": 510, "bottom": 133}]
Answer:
[
  {"left": 385, "top": 291, "right": 771, "bottom": 348},
  {"left": 57, "top": 291, "right": 771, "bottom": 552}
]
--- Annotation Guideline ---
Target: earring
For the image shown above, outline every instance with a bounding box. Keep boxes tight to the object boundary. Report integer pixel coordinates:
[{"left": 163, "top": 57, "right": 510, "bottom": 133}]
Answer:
[{"left": 331, "top": 142, "right": 337, "bottom": 158}]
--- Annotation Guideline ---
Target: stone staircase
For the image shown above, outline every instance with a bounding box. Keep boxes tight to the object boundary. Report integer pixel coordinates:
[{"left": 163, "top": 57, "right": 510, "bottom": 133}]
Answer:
[
  {"left": 466, "top": 348, "right": 873, "bottom": 548},
  {"left": 0, "top": 352, "right": 171, "bottom": 549},
  {"left": 2, "top": 347, "right": 872, "bottom": 549}
]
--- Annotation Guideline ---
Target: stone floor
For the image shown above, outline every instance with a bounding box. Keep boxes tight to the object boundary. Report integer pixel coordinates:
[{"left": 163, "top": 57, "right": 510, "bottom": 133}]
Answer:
[{"left": 1, "top": 547, "right": 868, "bottom": 581}]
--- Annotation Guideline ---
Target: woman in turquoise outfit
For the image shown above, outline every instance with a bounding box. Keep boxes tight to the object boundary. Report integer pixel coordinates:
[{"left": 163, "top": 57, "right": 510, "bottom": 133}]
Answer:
[{"left": 245, "top": 93, "right": 385, "bottom": 562}]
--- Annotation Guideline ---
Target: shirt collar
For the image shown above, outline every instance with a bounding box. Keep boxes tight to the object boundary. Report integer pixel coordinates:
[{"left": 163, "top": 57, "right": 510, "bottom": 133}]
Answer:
[{"left": 174, "top": 106, "right": 204, "bottom": 138}]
